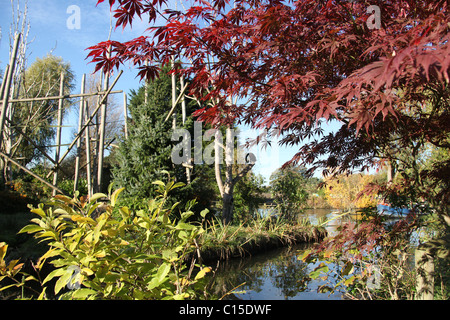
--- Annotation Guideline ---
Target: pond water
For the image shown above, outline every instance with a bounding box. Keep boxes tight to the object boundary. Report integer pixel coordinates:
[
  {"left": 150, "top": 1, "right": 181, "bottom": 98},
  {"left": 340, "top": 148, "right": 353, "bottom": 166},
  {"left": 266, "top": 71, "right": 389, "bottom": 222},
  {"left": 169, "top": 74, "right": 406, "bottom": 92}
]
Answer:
[{"left": 208, "top": 208, "right": 355, "bottom": 300}]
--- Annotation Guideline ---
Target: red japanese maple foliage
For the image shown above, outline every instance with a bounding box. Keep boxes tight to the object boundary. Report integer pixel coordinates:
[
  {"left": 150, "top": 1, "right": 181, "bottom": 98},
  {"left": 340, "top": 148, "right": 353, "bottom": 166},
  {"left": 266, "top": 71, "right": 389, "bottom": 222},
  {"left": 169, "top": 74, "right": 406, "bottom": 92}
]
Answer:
[{"left": 88, "top": 0, "right": 449, "bottom": 179}]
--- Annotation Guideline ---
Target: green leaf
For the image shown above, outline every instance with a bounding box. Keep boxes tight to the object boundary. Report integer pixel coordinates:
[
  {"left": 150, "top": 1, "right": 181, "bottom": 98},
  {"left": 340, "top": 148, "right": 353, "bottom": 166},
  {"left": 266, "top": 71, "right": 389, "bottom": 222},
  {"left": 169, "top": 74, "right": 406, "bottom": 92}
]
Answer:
[
  {"left": 18, "top": 224, "right": 43, "bottom": 234},
  {"left": 72, "top": 288, "right": 97, "bottom": 299},
  {"left": 54, "top": 269, "right": 75, "bottom": 295},
  {"left": 111, "top": 187, "right": 125, "bottom": 207},
  {"left": 118, "top": 207, "right": 130, "bottom": 220},
  {"left": 194, "top": 267, "right": 212, "bottom": 280},
  {"left": 200, "top": 209, "right": 209, "bottom": 218},
  {"left": 298, "top": 249, "right": 313, "bottom": 262},
  {"left": 147, "top": 263, "right": 171, "bottom": 290},
  {"left": 43, "top": 267, "right": 66, "bottom": 285},
  {"left": 30, "top": 207, "right": 46, "bottom": 218},
  {"left": 171, "top": 182, "right": 185, "bottom": 190},
  {"left": 310, "top": 262, "right": 329, "bottom": 279},
  {"left": 175, "top": 222, "right": 195, "bottom": 231},
  {"left": 152, "top": 180, "right": 165, "bottom": 187},
  {"left": 344, "top": 275, "right": 356, "bottom": 286},
  {"left": 36, "top": 230, "right": 58, "bottom": 241},
  {"left": 89, "top": 193, "right": 108, "bottom": 203}
]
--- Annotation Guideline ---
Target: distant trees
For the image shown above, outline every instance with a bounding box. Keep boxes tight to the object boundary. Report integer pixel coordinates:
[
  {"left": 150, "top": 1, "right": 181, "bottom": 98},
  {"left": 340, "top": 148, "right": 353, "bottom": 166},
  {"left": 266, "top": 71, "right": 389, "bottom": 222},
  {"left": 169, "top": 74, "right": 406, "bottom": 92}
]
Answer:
[
  {"left": 269, "top": 165, "right": 310, "bottom": 217},
  {"left": 323, "top": 173, "right": 379, "bottom": 210}
]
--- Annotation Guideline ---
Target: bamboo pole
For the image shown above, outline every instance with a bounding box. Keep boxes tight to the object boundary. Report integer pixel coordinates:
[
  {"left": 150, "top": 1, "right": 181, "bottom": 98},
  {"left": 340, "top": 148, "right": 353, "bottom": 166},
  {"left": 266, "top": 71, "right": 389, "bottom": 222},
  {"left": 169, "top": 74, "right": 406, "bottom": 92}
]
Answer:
[
  {"left": 8, "top": 90, "right": 122, "bottom": 103},
  {"left": 0, "top": 66, "right": 10, "bottom": 103},
  {"left": 45, "top": 70, "right": 123, "bottom": 178},
  {"left": 84, "top": 101, "right": 92, "bottom": 198},
  {"left": 123, "top": 92, "right": 128, "bottom": 139},
  {"left": 181, "top": 75, "right": 186, "bottom": 125},
  {"left": 171, "top": 57, "right": 177, "bottom": 130},
  {"left": 164, "top": 81, "right": 189, "bottom": 123},
  {"left": 52, "top": 72, "right": 65, "bottom": 196},
  {"left": 97, "top": 49, "right": 110, "bottom": 193},
  {"left": 0, "top": 151, "right": 64, "bottom": 194},
  {"left": 74, "top": 74, "right": 86, "bottom": 194},
  {"left": 0, "top": 33, "right": 21, "bottom": 150}
]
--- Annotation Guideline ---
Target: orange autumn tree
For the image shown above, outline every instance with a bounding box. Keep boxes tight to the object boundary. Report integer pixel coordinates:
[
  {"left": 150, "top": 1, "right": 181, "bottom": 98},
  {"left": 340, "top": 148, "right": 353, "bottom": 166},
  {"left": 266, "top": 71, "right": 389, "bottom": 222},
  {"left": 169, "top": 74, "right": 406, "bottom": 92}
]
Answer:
[{"left": 323, "top": 174, "right": 377, "bottom": 210}]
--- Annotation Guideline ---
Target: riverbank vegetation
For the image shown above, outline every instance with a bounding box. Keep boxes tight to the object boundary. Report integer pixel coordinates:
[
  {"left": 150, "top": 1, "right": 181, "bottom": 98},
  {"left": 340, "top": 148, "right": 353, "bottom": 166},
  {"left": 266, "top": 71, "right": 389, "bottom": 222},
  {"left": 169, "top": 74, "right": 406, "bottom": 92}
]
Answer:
[{"left": 0, "top": 177, "right": 326, "bottom": 300}]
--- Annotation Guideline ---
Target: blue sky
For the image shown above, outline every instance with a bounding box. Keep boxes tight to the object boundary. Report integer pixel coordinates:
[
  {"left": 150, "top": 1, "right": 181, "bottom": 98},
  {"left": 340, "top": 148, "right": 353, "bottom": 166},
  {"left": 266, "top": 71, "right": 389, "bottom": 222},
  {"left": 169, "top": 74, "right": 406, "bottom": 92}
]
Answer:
[{"left": 0, "top": 0, "right": 339, "bottom": 183}]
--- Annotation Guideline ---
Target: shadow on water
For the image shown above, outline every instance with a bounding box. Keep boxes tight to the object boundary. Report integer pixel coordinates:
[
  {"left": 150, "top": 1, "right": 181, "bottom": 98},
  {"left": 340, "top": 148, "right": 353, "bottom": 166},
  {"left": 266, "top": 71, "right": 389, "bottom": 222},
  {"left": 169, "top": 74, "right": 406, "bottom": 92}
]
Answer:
[{"left": 208, "top": 208, "right": 351, "bottom": 300}]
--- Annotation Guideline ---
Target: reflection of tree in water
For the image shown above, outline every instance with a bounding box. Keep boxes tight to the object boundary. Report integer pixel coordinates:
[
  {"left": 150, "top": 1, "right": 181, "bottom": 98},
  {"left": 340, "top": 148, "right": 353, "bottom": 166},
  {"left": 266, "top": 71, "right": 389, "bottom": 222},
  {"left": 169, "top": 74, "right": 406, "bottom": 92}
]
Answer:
[
  {"left": 268, "top": 254, "right": 309, "bottom": 299},
  {"left": 209, "top": 246, "right": 310, "bottom": 300}
]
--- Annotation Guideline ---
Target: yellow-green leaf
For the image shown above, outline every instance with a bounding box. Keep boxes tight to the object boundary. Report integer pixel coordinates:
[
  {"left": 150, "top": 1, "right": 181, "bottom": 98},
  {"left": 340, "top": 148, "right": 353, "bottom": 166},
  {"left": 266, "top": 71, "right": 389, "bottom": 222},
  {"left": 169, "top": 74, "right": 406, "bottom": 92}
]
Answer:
[
  {"left": 194, "top": 267, "right": 212, "bottom": 280},
  {"left": 71, "top": 215, "right": 95, "bottom": 224},
  {"left": 72, "top": 288, "right": 97, "bottom": 299},
  {"left": 30, "top": 207, "right": 46, "bottom": 218},
  {"left": 89, "top": 193, "right": 108, "bottom": 203},
  {"left": 18, "top": 224, "right": 43, "bottom": 234},
  {"left": 54, "top": 269, "right": 75, "bottom": 295},
  {"left": 111, "top": 187, "right": 125, "bottom": 207},
  {"left": 0, "top": 243, "right": 8, "bottom": 261}
]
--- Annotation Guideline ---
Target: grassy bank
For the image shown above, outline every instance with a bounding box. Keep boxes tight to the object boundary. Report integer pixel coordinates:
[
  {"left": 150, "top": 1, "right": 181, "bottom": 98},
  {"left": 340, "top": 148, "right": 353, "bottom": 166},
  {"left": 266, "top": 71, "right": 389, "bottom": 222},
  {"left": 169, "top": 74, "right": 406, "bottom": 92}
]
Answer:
[{"left": 192, "top": 215, "right": 327, "bottom": 264}]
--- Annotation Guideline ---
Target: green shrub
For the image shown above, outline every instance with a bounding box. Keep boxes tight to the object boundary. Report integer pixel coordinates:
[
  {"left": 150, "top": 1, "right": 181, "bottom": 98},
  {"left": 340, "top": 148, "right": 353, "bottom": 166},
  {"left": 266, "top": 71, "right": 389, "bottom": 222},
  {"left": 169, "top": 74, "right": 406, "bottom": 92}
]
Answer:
[{"left": 1, "top": 178, "right": 211, "bottom": 300}]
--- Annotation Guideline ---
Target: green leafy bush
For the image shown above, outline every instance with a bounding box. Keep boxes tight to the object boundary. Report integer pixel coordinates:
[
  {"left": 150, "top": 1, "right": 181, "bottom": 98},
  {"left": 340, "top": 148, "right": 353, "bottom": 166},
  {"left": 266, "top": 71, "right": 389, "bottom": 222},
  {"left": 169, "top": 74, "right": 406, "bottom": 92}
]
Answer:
[{"left": 1, "top": 178, "right": 210, "bottom": 300}]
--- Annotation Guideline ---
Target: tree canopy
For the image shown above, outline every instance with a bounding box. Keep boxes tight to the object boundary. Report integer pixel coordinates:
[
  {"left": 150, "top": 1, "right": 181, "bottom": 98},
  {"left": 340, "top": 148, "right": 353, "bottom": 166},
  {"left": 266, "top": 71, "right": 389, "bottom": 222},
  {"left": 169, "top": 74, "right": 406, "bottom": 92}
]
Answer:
[{"left": 88, "top": 0, "right": 449, "bottom": 216}]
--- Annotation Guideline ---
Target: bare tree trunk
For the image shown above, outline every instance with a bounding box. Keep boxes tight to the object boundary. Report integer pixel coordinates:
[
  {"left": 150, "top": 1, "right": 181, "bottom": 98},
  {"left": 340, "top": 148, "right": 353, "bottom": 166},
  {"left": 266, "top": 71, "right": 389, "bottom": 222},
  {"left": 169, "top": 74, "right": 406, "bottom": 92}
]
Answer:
[{"left": 215, "top": 126, "right": 256, "bottom": 224}]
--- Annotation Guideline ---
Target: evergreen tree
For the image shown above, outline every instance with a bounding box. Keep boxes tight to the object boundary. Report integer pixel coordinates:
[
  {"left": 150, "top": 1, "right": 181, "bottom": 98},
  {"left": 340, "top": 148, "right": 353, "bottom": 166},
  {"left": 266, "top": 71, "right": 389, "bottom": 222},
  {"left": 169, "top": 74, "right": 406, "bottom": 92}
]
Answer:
[
  {"left": 112, "top": 67, "right": 218, "bottom": 213},
  {"left": 113, "top": 68, "right": 179, "bottom": 198}
]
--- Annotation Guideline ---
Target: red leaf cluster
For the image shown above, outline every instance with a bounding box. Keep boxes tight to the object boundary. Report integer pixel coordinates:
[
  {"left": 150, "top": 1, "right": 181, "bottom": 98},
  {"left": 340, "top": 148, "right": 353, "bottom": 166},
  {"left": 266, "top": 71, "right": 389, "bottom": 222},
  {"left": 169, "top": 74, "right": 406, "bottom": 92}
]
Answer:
[{"left": 89, "top": 0, "right": 449, "bottom": 176}]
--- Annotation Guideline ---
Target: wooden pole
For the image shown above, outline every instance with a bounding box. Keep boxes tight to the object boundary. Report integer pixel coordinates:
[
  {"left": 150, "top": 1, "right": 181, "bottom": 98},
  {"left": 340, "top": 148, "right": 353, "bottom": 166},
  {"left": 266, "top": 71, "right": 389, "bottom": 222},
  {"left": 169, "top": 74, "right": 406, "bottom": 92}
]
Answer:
[
  {"left": 52, "top": 72, "right": 65, "bottom": 196},
  {"left": 74, "top": 73, "right": 86, "bottom": 194},
  {"left": 164, "top": 81, "right": 189, "bottom": 123},
  {"left": 0, "top": 151, "right": 64, "bottom": 194},
  {"left": 0, "top": 65, "right": 11, "bottom": 183},
  {"left": 180, "top": 74, "right": 190, "bottom": 183},
  {"left": 171, "top": 57, "right": 177, "bottom": 130},
  {"left": 97, "top": 49, "right": 110, "bottom": 193},
  {"left": 8, "top": 90, "right": 122, "bottom": 103},
  {"left": 45, "top": 70, "right": 123, "bottom": 178},
  {"left": 123, "top": 92, "right": 128, "bottom": 139},
  {"left": 0, "top": 66, "right": 10, "bottom": 103},
  {"left": 144, "top": 59, "right": 148, "bottom": 105},
  {"left": 84, "top": 101, "right": 92, "bottom": 198},
  {"left": 4, "top": 117, "right": 71, "bottom": 176},
  {"left": 0, "top": 33, "right": 21, "bottom": 150},
  {"left": 181, "top": 75, "right": 186, "bottom": 125}
]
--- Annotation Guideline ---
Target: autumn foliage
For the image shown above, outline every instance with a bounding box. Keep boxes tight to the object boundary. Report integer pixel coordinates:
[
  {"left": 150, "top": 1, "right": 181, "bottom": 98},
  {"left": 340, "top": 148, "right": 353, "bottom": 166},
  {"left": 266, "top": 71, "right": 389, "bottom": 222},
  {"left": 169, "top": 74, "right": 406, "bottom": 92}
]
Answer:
[{"left": 89, "top": 0, "right": 448, "bottom": 179}]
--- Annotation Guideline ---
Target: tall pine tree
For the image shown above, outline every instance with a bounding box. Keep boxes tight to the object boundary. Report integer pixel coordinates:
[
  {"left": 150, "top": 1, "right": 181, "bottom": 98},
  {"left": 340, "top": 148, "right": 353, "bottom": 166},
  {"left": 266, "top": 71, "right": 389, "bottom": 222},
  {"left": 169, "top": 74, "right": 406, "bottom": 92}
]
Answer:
[{"left": 112, "top": 66, "right": 218, "bottom": 212}]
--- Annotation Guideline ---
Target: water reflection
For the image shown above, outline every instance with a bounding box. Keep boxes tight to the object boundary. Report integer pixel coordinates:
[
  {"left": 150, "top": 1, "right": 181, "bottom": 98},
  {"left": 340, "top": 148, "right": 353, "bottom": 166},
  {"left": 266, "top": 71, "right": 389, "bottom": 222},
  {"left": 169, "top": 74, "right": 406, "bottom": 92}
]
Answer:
[
  {"left": 209, "top": 243, "right": 344, "bottom": 300},
  {"left": 209, "top": 208, "right": 423, "bottom": 300},
  {"left": 209, "top": 208, "right": 351, "bottom": 300}
]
